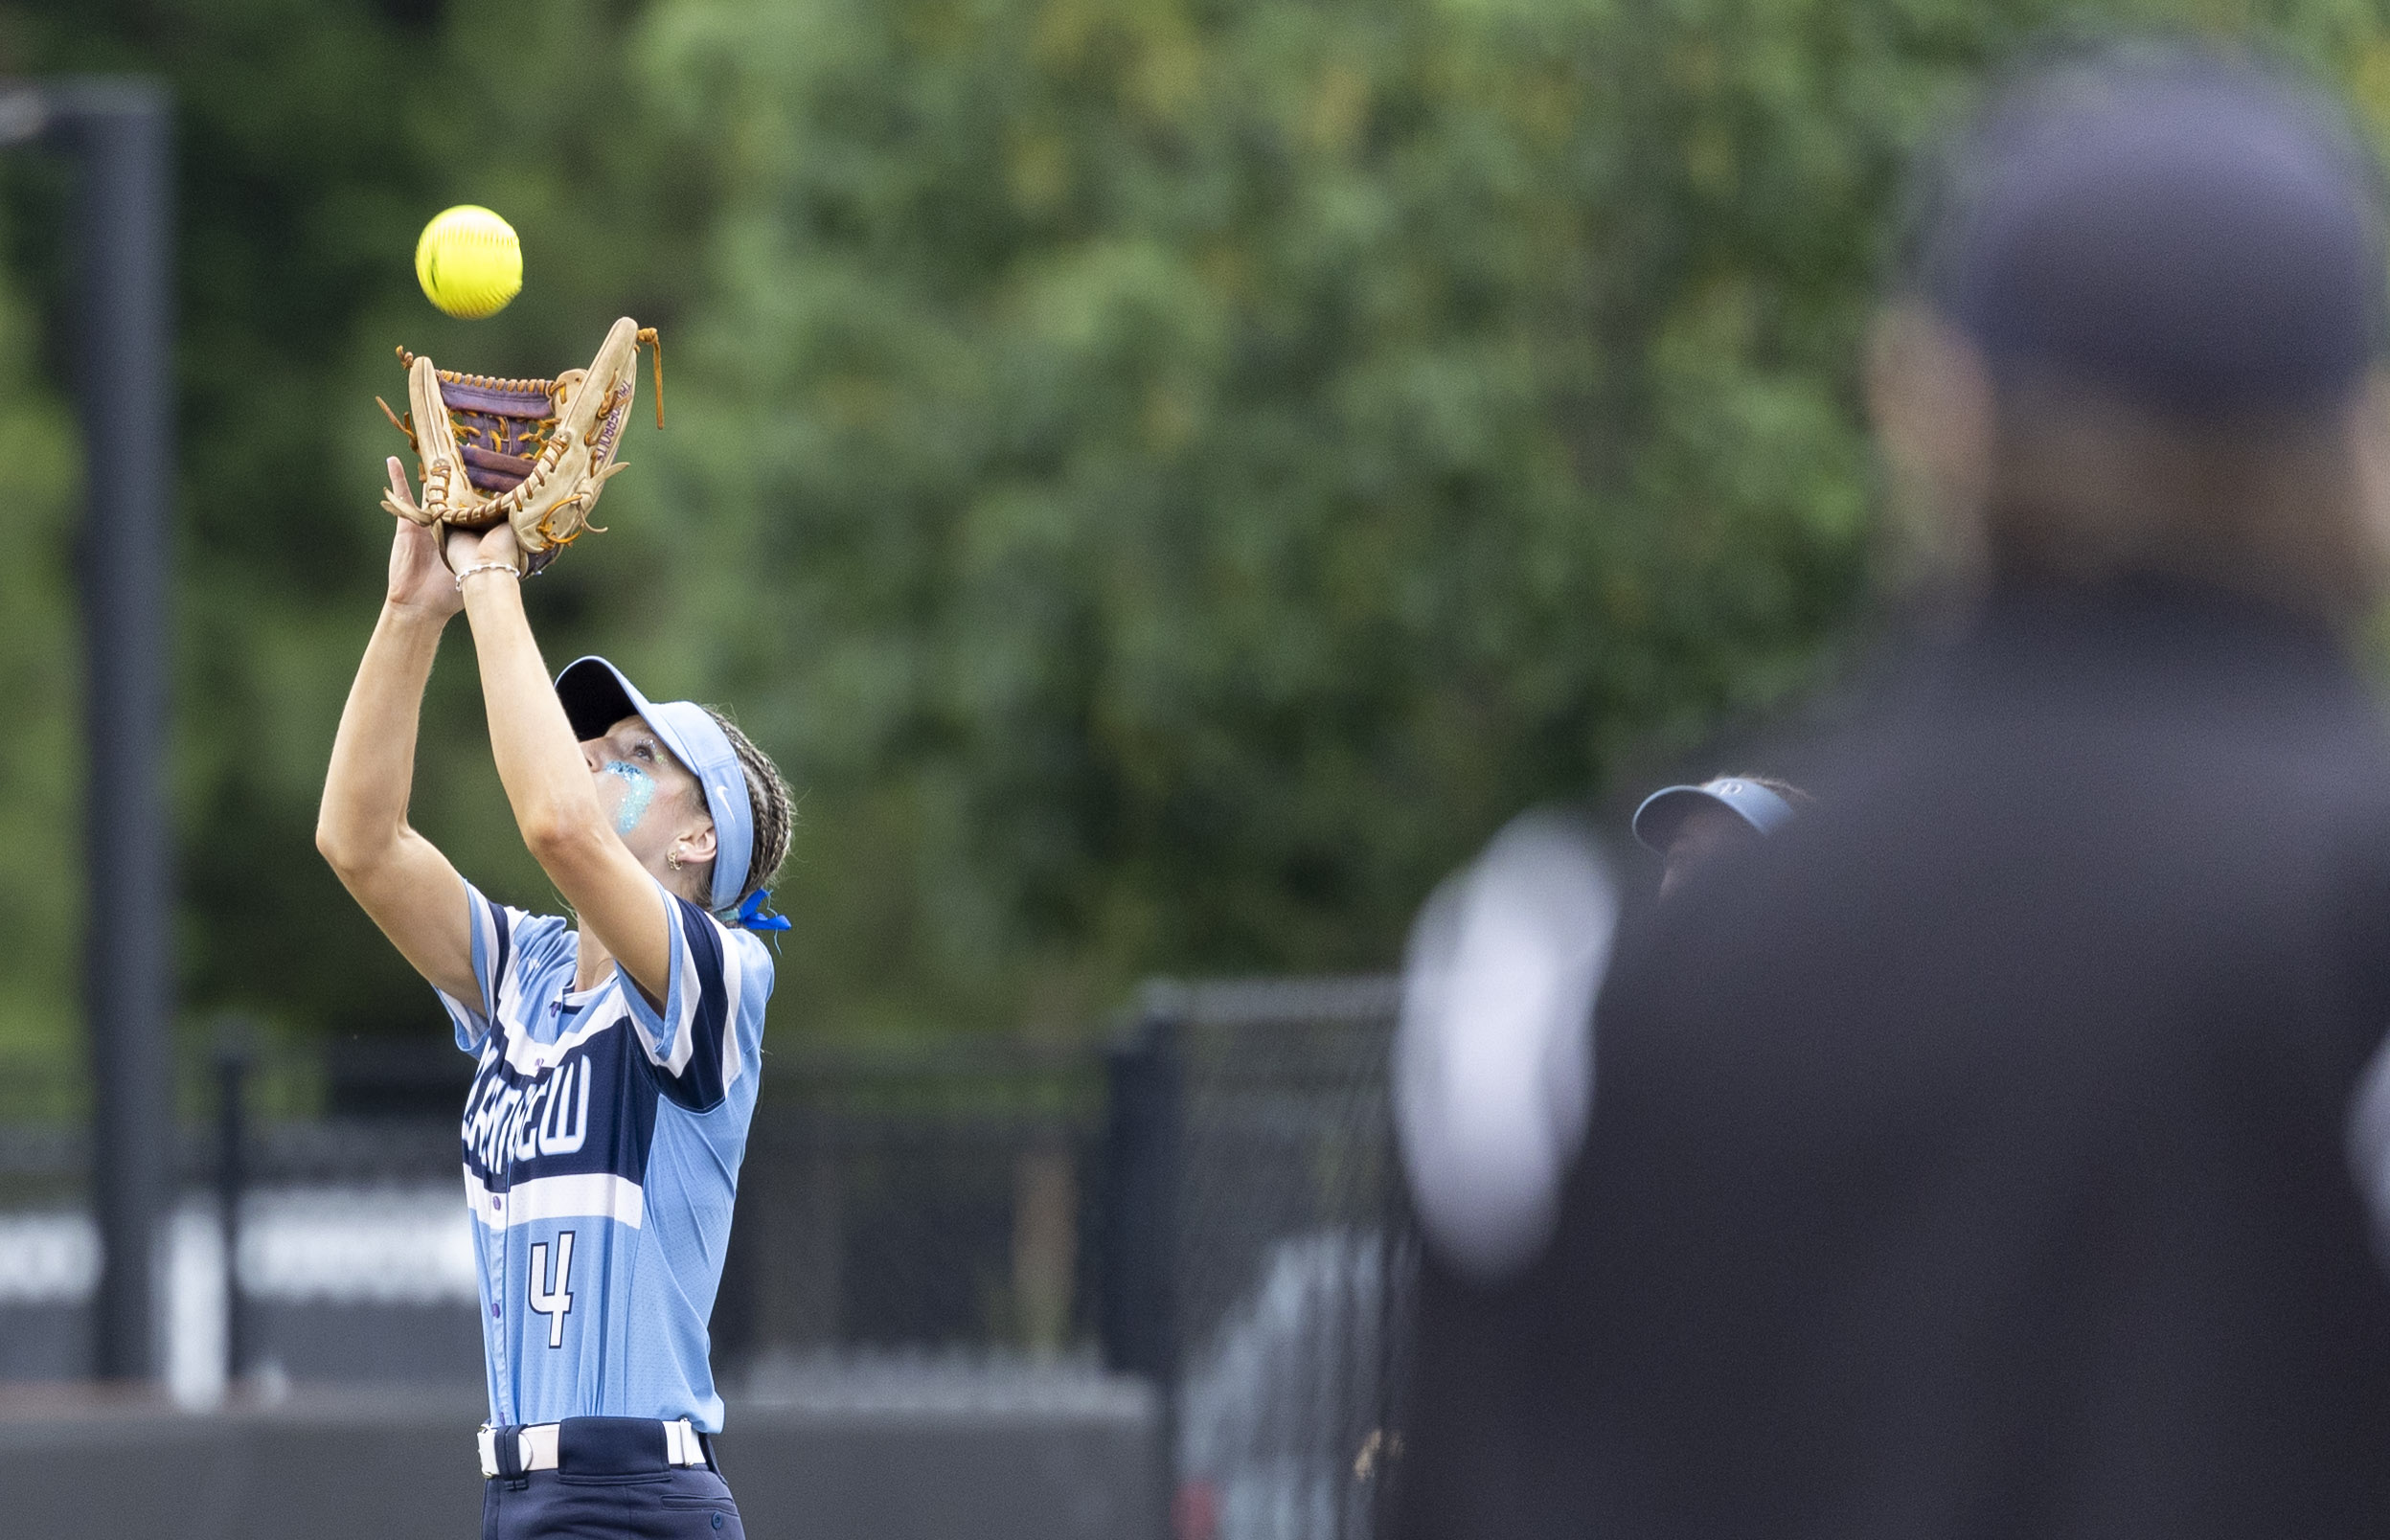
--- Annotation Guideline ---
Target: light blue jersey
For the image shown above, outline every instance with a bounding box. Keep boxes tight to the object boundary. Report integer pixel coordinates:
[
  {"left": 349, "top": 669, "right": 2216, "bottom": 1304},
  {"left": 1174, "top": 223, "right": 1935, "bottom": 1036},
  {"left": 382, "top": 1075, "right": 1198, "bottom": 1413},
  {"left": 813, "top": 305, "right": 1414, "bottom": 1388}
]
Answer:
[{"left": 437, "top": 878, "right": 773, "bottom": 1433}]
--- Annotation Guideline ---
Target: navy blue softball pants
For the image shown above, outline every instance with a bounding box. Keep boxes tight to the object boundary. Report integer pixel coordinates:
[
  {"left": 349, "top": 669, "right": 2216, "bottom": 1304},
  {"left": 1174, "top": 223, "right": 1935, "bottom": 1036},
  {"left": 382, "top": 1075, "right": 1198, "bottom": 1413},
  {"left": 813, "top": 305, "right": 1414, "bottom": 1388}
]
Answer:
[{"left": 481, "top": 1418, "right": 745, "bottom": 1540}]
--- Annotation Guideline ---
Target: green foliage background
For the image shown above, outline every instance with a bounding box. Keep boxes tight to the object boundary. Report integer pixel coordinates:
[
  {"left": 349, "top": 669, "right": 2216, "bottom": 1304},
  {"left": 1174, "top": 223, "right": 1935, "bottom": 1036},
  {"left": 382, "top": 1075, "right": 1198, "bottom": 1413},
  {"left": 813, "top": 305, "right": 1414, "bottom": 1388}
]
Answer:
[{"left": 3, "top": 0, "right": 2387, "bottom": 1068}]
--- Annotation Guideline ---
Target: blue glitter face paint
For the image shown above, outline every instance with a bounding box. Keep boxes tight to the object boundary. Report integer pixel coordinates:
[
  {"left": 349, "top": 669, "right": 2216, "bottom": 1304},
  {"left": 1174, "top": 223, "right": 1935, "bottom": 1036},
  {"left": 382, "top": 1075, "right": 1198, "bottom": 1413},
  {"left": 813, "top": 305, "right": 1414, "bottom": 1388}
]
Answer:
[{"left": 602, "top": 759, "right": 655, "bottom": 836}]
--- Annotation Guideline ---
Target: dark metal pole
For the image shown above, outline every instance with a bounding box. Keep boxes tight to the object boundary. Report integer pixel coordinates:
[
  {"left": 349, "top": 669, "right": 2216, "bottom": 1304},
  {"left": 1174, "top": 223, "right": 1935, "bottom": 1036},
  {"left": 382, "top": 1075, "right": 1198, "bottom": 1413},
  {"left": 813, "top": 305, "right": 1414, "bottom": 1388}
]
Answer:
[
  {"left": 52, "top": 79, "right": 174, "bottom": 1384},
  {"left": 215, "top": 1018, "right": 251, "bottom": 1386},
  {"left": 1103, "top": 986, "right": 1186, "bottom": 1540}
]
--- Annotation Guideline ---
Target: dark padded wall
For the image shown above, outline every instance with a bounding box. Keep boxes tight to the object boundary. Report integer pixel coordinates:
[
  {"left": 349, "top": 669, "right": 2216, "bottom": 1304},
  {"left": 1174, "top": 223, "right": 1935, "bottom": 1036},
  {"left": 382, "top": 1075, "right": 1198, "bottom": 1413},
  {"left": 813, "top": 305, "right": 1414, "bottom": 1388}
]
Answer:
[{"left": 0, "top": 1389, "right": 1159, "bottom": 1540}]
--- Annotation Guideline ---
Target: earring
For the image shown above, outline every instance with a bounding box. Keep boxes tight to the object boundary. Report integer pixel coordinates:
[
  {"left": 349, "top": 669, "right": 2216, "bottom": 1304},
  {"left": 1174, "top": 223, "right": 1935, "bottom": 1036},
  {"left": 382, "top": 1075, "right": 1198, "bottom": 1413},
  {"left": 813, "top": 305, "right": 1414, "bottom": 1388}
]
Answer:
[{"left": 668, "top": 850, "right": 683, "bottom": 871}]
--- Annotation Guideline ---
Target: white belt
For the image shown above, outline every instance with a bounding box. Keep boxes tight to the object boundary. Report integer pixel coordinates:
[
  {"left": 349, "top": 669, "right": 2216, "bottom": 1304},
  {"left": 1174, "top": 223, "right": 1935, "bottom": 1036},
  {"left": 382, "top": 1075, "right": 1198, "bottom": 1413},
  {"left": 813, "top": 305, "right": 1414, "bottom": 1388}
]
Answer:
[{"left": 477, "top": 1418, "right": 707, "bottom": 1478}]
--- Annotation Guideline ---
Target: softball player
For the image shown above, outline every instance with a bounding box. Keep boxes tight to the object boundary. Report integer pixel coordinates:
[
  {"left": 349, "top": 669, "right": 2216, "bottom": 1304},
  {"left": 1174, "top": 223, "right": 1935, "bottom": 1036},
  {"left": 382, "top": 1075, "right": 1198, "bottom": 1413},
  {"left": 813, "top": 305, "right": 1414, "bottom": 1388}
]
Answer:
[
  {"left": 1394, "top": 779, "right": 1807, "bottom": 1279},
  {"left": 319, "top": 509, "right": 794, "bottom": 1539},
  {"left": 1629, "top": 774, "right": 1810, "bottom": 899}
]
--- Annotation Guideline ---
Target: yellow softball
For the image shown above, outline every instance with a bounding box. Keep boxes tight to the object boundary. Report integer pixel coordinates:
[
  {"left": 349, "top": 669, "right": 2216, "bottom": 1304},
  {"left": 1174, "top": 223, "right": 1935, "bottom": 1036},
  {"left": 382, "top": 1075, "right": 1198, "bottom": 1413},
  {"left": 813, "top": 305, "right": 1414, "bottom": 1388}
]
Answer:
[{"left": 414, "top": 205, "right": 522, "bottom": 319}]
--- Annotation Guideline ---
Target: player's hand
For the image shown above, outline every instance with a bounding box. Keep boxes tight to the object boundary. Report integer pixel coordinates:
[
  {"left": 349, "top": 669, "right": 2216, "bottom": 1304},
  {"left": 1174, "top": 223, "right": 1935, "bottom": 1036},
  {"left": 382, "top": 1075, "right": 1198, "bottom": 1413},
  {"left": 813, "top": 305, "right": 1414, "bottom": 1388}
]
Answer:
[
  {"left": 445, "top": 521, "right": 525, "bottom": 582},
  {"left": 385, "top": 474, "right": 464, "bottom": 619}
]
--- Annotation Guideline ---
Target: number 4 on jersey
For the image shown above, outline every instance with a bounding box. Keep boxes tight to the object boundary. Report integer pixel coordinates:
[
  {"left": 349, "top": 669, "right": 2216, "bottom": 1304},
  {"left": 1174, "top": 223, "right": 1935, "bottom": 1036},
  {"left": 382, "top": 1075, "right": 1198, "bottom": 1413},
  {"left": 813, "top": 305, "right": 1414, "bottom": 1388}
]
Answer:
[{"left": 529, "top": 1231, "right": 576, "bottom": 1348}]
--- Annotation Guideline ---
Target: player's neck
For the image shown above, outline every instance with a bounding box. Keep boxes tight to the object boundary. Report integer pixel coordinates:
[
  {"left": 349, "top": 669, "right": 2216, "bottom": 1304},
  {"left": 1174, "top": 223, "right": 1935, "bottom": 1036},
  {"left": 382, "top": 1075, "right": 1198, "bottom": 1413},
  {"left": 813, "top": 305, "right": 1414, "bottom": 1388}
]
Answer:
[{"left": 572, "top": 923, "right": 614, "bottom": 992}]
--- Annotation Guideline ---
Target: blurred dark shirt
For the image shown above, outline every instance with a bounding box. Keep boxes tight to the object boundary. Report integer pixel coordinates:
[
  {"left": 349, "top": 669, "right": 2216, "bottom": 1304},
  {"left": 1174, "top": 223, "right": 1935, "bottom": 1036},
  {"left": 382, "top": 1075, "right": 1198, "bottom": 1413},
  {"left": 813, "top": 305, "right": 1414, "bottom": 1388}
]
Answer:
[{"left": 1396, "top": 578, "right": 2390, "bottom": 1538}]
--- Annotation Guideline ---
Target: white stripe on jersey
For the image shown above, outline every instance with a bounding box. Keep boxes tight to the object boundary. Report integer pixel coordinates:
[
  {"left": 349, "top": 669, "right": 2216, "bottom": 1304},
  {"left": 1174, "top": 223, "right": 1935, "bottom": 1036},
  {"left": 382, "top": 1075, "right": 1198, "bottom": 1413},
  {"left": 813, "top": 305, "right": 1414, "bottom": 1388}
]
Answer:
[
  {"left": 467, "top": 897, "right": 504, "bottom": 1040},
  {"left": 719, "top": 937, "right": 746, "bottom": 1096},
  {"left": 465, "top": 1168, "right": 647, "bottom": 1232},
  {"left": 653, "top": 917, "right": 702, "bottom": 1079}
]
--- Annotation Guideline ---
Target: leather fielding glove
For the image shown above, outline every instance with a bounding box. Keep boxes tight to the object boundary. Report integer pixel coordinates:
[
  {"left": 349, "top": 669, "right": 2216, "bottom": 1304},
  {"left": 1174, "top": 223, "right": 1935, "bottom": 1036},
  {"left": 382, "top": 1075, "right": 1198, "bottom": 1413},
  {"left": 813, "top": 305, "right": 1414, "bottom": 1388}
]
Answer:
[{"left": 380, "top": 316, "right": 660, "bottom": 574}]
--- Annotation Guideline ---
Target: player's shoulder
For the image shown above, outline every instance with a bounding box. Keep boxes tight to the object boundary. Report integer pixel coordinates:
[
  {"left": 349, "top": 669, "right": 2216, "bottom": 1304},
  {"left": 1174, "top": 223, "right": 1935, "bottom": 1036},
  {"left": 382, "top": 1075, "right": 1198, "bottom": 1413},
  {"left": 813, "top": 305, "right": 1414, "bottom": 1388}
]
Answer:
[
  {"left": 719, "top": 921, "right": 778, "bottom": 997},
  {"left": 665, "top": 892, "right": 778, "bottom": 993},
  {"left": 471, "top": 886, "right": 575, "bottom": 970}
]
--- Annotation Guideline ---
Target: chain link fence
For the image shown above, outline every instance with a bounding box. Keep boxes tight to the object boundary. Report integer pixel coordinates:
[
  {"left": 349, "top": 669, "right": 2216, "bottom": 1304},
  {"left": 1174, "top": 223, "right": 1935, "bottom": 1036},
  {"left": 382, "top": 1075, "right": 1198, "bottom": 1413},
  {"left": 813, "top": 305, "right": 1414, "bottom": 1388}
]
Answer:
[
  {"left": 1104, "top": 979, "right": 1415, "bottom": 1540},
  {"left": 717, "top": 1038, "right": 1109, "bottom": 1369},
  {"left": 0, "top": 980, "right": 1418, "bottom": 1540}
]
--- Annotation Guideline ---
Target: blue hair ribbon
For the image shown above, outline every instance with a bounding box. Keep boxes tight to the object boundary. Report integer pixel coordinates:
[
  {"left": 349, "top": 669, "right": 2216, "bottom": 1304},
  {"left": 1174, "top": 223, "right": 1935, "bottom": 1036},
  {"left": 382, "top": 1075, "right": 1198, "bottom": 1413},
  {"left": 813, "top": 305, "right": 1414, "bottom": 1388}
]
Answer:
[{"left": 736, "top": 888, "right": 792, "bottom": 936}]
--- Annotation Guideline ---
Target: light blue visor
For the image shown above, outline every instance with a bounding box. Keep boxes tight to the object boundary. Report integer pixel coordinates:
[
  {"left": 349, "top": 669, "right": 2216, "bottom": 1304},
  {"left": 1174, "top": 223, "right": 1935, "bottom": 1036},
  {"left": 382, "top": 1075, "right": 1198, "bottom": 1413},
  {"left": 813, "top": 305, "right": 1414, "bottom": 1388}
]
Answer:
[
  {"left": 555, "top": 656, "right": 753, "bottom": 917},
  {"left": 1632, "top": 778, "right": 1795, "bottom": 853}
]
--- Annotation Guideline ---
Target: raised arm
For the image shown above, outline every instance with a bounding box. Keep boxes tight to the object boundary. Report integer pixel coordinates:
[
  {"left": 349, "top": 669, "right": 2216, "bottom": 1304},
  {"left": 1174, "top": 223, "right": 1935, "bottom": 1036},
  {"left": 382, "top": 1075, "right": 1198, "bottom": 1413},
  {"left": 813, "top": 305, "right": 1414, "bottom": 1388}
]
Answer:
[
  {"left": 449, "top": 525, "right": 674, "bottom": 999},
  {"left": 316, "top": 480, "right": 477, "bottom": 1001}
]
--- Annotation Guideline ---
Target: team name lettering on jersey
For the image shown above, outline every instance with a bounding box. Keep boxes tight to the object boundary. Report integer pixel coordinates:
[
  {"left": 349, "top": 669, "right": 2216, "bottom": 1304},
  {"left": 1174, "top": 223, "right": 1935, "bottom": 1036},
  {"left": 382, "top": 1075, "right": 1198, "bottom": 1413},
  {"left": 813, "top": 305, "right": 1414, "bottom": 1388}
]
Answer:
[{"left": 435, "top": 882, "right": 773, "bottom": 1433}]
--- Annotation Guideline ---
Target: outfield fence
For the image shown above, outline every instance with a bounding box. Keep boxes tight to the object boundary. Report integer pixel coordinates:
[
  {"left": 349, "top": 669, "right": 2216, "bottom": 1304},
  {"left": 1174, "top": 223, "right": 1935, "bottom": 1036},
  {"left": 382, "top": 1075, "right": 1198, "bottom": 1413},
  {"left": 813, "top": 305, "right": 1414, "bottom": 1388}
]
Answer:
[
  {"left": 1107, "top": 979, "right": 1416, "bottom": 1540},
  {"left": 0, "top": 976, "right": 1417, "bottom": 1540}
]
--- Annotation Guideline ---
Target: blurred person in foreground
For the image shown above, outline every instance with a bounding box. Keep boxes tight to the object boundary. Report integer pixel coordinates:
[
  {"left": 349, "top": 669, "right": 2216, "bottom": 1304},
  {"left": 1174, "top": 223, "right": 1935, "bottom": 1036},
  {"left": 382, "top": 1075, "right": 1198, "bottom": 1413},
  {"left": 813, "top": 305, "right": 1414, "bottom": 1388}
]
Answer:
[
  {"left": 1394, "top": 44, "right": 2390, "bottom": 1539},
  {"left": 1396, "top": 776, "right": 1807, "bottom": 1298}
]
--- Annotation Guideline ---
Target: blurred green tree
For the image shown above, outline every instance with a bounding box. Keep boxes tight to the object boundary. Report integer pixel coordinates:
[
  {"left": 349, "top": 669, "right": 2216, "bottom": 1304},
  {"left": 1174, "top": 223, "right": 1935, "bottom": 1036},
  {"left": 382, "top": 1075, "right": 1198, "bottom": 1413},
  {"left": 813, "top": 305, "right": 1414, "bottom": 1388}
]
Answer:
[
  {"left": 631, "top": 0, "right": 1899, "bottom": 1032},
  {"left": 1, "top": 0, "right": 717, "bottom": 1064},
  {"left": 0, "top": 269, "right": 81, "bottom": 1083},
  {"left": 3, "top": 0, "right": 2388, "bottom": 1064}
]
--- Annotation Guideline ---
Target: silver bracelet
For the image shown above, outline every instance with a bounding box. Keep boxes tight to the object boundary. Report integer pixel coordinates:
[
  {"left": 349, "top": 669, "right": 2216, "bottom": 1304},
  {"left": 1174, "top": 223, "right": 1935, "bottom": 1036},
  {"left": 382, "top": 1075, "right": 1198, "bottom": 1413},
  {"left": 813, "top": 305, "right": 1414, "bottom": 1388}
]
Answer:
[{"left": 453, "top": 560, "right": 523, "bottom": 591}]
